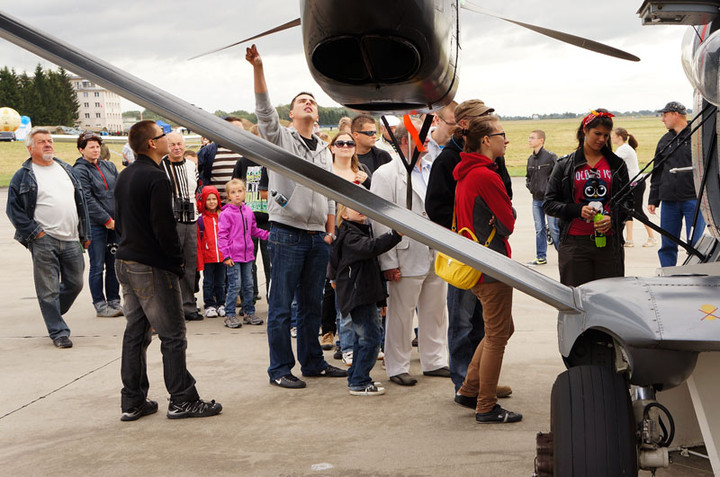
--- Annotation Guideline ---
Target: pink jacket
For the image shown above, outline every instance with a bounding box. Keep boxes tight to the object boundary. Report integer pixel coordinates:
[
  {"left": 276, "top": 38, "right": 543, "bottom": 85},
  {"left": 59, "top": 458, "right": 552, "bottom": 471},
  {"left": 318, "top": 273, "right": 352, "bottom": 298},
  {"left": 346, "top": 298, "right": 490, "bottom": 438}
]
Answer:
[{"left": 218, "top": 202, "right": 269, "bottom": 263}]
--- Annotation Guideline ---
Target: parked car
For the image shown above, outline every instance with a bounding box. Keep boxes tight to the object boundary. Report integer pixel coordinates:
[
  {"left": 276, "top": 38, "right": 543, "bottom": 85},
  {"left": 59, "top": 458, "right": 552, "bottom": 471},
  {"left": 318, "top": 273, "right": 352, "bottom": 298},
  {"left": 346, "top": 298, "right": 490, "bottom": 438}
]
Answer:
[{"left": 0, "top": 131, "right": 16, "bottom": 141}]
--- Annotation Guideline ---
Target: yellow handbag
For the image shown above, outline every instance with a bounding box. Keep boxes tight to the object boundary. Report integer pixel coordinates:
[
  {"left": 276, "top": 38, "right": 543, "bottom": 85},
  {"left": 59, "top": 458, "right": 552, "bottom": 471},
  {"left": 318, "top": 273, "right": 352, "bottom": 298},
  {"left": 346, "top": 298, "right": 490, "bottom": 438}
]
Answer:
[{"left": 434, "top": 210, "right": 496, "bottom": 290}]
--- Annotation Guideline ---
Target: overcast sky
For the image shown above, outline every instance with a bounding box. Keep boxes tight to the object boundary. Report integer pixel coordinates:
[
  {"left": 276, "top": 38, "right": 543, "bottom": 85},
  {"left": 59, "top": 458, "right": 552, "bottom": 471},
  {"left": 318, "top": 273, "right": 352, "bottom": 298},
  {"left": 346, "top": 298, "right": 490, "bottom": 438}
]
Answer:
[{"left": 0, "top": 1, "right": 697, "bottom": 117}]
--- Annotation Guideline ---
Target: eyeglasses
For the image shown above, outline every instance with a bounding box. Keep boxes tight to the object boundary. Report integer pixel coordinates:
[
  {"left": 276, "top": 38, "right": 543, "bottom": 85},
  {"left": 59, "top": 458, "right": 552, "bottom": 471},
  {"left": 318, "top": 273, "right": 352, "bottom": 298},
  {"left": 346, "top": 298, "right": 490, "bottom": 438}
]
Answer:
[
  {"left": 355, "top": 130, "right": 377, "bottom": 137},
  {"left": 487, "top": 132, "right": 506, "bottom": 139},
  {"left": 151, "top": 132, "right": 166, "bottom": 140},
  {"left": 439, "top": 116, "right": 457, "bottom": 127},
  {"left": 334, "top": 140, "right": 356, "bottom": 148}
]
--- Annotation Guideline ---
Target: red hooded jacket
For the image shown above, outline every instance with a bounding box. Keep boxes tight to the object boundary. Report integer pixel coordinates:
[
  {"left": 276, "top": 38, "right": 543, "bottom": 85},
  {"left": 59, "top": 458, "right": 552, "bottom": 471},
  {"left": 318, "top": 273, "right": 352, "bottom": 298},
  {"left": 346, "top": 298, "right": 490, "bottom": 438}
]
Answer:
[
  {"left": 453, "top": 152, "right": 514, "bottom": 261},
  {"left": 197, "top": 186, "right": 224, "bottom": 271}
]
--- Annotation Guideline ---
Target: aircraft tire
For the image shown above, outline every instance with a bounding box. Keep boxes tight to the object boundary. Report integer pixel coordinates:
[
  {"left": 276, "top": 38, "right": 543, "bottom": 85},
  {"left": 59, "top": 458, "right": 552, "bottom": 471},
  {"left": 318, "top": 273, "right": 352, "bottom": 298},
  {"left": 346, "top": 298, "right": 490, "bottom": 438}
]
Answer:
[{"left": 551, "top": 365, "right": 638, "bottom": 477}]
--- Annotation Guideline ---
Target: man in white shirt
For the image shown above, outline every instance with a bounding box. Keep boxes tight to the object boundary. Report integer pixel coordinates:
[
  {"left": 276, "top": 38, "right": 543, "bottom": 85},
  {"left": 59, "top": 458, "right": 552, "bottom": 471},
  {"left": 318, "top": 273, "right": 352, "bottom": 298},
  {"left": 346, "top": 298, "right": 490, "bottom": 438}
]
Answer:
[
  {"left": 161, "top": 132, "right": 200, "bottom": 320},
  {"left": 6, "top": 127, "right": 90, "bottom": 348},
  {"left": 425, "top": 102, "right": 458, "bottom": 162},
  {"left": 371, "top": 118, "right": 449, "bottom": 386}
]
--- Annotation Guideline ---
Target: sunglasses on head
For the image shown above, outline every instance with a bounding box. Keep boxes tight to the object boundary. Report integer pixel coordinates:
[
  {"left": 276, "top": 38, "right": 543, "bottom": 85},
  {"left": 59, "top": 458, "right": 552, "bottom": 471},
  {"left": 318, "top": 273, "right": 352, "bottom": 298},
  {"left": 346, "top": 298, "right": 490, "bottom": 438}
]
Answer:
[
  {"left": 334, "top": 140, "right": 355, "bottom": 148},
  {"left": 355, "top": 130, "right": 376, "bottom": 137}
]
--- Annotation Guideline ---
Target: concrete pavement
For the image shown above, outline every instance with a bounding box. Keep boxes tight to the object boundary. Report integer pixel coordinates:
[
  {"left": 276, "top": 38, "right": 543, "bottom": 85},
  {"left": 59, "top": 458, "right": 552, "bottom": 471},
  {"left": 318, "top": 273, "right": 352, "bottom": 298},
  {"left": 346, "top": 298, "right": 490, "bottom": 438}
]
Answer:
[{"left": 0, "top": 178, "right": 710, "bottom": 476}]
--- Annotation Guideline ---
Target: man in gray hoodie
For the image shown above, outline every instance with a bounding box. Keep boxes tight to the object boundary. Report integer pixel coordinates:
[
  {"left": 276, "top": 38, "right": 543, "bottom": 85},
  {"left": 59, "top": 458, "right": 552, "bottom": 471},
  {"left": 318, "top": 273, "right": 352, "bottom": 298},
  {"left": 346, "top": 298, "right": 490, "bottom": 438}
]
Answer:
[{"left": 246, "top": 44, "right": 347, "bottom": 389}]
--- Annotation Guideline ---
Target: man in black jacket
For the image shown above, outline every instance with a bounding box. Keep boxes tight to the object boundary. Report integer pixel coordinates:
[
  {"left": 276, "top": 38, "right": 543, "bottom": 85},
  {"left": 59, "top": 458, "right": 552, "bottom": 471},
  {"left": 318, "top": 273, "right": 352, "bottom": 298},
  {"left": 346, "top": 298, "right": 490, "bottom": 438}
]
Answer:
[
  {"left": 114, "top": 120, "right": 222, "bottom": 422},
  {"left": 425, "top": 99, "right": 512, "bottom": 397},
  {"left": 649, "top": 101, "right": 705, "bottom": 267},
  {"left": 526, "top": 130, "right": 559, "bottom": 265}
]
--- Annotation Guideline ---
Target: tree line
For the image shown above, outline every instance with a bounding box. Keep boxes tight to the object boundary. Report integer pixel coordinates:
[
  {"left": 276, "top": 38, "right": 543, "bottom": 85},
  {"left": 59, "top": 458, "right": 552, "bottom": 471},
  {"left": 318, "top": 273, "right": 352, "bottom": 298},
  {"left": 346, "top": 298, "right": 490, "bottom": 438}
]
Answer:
[
  {"left": 0, "top": 65, "right": 80, "bottom": 126},
  {"left": 123, "top": 104, "right": 355, "bottom": 129}
]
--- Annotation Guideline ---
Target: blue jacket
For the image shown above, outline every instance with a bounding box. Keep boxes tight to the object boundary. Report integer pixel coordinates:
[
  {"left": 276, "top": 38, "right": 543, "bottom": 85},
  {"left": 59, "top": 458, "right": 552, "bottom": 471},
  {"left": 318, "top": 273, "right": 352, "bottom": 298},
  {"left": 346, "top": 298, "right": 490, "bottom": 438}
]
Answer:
[
  {"left": 6, "top": 157, "right": 90, "bottom": 247},
  {"left": 73, "top": 157, "right": 118, "bottom": 227}
]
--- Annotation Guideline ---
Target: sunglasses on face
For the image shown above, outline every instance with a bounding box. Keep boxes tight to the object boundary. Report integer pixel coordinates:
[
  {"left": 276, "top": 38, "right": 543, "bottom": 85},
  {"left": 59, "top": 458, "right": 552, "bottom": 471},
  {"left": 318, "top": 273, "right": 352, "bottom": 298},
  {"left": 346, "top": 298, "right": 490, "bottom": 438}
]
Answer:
[
  {"left": 334, "top": 140, "right": 356, "bottom": 148},
  {"left": 487, "top": 131, "right": 506, "bottom": 139},
  {"left": 355, "top": 130, "right": 376, "bottom": 137},
  {"left": 152, "top": 132, "right": 166, "bottom": 140}
]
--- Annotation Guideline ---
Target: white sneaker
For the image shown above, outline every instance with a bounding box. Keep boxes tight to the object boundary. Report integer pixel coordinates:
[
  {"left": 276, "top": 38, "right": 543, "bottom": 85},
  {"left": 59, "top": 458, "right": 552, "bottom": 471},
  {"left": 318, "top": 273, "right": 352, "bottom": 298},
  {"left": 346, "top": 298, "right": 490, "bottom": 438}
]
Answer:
[
  {"left": 377, "top": 350, "right": 384, "bottom": 360},
  {"left": 290, "top": 327, "right": 297, "bottom": 338},
  {"left": 217, "top": 305, "right": 226, "bottom": 317},
  {"left": 349, "top": 383, "right": 385, "bottom": 396},
  {"left": 204, "top": 306, "right": 218, "bottom": 318},
  {"left": 342, "top": 350, "right": 353, "bottom": 366}
]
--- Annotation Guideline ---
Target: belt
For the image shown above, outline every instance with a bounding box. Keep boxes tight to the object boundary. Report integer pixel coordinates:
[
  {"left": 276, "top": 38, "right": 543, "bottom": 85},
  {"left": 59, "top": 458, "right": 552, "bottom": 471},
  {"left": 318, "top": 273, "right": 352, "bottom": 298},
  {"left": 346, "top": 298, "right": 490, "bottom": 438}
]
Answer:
[{"left": 272, "top": 222, "right": 324, "bottom": 235}]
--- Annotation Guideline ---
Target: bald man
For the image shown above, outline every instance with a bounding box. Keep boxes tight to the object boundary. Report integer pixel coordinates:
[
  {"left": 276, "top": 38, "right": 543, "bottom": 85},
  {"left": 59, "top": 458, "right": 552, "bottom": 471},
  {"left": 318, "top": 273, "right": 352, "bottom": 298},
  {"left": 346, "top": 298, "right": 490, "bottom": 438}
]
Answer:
[{"left": 161, "top": 131, "right": 201, "bottom": 320}]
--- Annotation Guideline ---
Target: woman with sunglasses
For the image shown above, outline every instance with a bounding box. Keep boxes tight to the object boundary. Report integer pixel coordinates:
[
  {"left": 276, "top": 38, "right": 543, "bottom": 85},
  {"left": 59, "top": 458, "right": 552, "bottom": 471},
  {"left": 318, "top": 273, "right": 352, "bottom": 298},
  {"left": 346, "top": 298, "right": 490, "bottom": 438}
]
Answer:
[
  {"left": 330, "top": 132, "right": 371, "bottom": 188},
  {"left": 544, "top": 109, "right": 632, "bottom": 286},
  {"left": 73, "top": 133, "right": 123, "bottom": 317},
  {"left": 453, "top": 114, "right": 521, "bottom": 423}
]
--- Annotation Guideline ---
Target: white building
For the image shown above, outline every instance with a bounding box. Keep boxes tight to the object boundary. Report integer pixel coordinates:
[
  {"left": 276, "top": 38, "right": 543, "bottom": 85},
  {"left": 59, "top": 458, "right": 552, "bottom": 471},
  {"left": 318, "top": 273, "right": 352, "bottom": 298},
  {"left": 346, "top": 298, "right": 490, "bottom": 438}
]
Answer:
[{"left": 70, "top": 76, "right": 123, "bottom": 133}]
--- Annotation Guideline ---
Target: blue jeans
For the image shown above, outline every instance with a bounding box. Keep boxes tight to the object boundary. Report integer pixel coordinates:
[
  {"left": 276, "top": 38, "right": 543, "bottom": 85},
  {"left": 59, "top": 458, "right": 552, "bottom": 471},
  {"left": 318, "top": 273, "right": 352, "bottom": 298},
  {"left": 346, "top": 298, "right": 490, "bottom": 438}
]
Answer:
[
  {"left": 116, "top": 260, "right": 199, "bottom": 411},
  {"left": 29, "top": 234, "right": 84, "bottom": 340},
  {"left": 447, "top": 284, "right": 485, "bottom": 391},
  {"left": 88, "top": 225, "right": 119, "bottom": 306},
  {"left": 202, "top": 262, "right": 226, "bottom": 308},
  {"left": 532, "top": 199, "right": 559, "bottom": 258},
  {"left": 347, "top": 304, "right": 383, "bottom": 390},
  {"left": 266, "top": 225, "right": 330, "bottom": 379},
  {"left": 659, "top": 200, "right": 706, "bottom": 267},
  {"left": 225, "top": 261, "right": 254, "bottom": 316}
]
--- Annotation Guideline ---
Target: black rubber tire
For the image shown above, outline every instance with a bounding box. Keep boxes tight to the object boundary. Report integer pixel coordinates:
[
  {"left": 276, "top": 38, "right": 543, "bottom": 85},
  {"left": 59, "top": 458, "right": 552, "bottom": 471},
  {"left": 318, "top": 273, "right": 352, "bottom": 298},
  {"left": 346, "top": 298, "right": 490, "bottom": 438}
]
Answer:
[{"left": 551, "top": 365, "right": 638, "bottom": 477}]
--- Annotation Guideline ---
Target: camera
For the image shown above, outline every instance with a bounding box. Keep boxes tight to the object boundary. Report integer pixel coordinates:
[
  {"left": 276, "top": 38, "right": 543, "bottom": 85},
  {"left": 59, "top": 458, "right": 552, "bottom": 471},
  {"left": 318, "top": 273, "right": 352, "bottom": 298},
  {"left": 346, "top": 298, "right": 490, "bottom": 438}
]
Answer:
[{"left": 107, "top": 242, "right": 119, "bottom": 255}]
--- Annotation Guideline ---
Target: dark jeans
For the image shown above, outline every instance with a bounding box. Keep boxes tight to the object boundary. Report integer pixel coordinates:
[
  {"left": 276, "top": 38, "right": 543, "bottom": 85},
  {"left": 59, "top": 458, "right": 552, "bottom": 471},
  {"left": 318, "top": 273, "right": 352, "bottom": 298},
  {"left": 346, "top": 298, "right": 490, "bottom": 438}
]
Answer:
[
  {"left": 266, "top": 224, "right": 330, "bottom": 380},
  {"left": 29, "top": 234, "right": 84, "bottom": 340},
  {"left": 202, "top": 262, "right": 226, "bottom": 308},
  {"left": 225, "top": 261, "right": 255, "bottom": 316},
  {"left": 321, "top": 279, "right": 337, "bottom": 335},
  {"left": 347, "top": 304, "right": 382, "bottom": 390},
  {"left": 176, "top": 222, "right": 198, "bottom": 315},
  {"left": 88, "top": 225, "right": 119, "bottom": 306},
  {"left": 558, "top": 235, "right": 624, "bottom": 287},
  {"left": 447, "top": 284, "right": 485, "bottom": 392},
  {"left": 117, "top": 260, "right": 199, "bottom": 411},
  {"left": 658, "top": 199, "right": 706, "bottom": 267},
  {"left": 252, "top": 221, "right": 271, "bottom": 300}
]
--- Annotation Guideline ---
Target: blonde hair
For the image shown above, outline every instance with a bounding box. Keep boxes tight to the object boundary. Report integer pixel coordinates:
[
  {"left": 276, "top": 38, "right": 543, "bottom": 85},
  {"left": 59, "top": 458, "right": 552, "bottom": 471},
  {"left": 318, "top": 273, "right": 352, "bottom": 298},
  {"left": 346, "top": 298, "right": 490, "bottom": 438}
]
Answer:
[
  {"left": 224, "top": 178, "right": 246, "bottom": 200},
  {"left": 336, "top": 204, "right": 346, "bottom": 227}
]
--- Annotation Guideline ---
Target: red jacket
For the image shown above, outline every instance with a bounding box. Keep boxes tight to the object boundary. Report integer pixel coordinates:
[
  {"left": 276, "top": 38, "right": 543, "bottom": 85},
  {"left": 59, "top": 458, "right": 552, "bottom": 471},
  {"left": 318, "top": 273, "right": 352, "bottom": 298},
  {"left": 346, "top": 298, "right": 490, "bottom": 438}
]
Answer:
[
  {"left": 197, "top": 186, "right": 224, "bottom": 271},
  {"left": 453, "top": 152, "right": 514, "bottom": 259}
]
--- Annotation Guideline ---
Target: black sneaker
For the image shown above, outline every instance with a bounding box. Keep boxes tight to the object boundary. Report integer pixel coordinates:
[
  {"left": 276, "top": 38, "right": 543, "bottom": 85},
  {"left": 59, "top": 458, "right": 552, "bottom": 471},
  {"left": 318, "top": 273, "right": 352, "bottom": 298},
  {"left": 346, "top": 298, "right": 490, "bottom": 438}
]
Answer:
[
  {"left": 304, "top": 364, "right": 348, "bottom": 378},
  {"left": 271, "top": 374, "right": 307, "bottom": 389},
  {"left": 475, "top": 404, "right": 522, "bottom": 423},
  {"left": 121, "top": 399, "right": 158, "bottom": 422},
  {"left": 454, "top": 393, "right": 477, "bottom": 409},
  {"left": 184, "top": 312, "right": 204, "bottom": 321},
  {"left": 53, "top": 336, "right": 73, "bottom": 348},
  {"left": 167, "top": 398, "right": 222, "bottom": 419},
  {"left": 333, "top": 346, "right": 342, "bottom": 360}
]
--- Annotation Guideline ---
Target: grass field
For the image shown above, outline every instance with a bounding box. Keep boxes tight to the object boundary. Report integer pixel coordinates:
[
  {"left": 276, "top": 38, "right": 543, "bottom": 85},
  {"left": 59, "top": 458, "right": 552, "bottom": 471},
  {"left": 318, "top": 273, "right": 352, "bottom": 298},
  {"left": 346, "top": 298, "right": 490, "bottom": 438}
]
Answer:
[{"left": 0, "top": 116, "right": 667, "bottom": 186}]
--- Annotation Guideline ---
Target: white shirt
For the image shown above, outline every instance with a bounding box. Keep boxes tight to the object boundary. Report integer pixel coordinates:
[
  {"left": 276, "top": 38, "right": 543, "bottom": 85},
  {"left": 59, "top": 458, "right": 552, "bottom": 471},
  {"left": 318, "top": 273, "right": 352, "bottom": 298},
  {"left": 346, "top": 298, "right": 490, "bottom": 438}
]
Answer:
[
  {"left": 410, "top": 154, "right": 433, "bottom": 200},
  {"left": 32, "top": 161, "right": 79, "bottom": 241},
  {"left": 615, "top": 143, "right": 640, "bottom": 180}
]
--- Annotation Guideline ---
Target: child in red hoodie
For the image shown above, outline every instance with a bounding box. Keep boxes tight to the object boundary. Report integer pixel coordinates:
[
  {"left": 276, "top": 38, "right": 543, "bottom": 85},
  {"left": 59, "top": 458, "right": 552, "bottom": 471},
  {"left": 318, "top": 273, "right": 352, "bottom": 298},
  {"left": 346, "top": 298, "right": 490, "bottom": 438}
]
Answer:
[{"left": 197, "top": 186, "right": 226, "bottom": 318}]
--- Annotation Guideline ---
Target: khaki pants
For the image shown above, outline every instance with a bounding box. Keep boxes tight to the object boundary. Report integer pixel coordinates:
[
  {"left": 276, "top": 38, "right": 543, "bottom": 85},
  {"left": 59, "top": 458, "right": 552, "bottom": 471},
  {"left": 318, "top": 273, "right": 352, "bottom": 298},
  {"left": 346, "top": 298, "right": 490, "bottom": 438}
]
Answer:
[{"left": 458, "top": 281, "right": 514, "bottom": 413}]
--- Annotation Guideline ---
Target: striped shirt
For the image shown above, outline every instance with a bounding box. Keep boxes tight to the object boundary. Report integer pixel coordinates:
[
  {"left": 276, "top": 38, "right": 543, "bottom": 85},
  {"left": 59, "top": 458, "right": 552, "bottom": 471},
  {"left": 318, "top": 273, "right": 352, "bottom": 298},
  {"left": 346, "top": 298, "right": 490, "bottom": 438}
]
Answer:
[
  {"left": 211, "top": 147, "right": 241, "bottom": 200},
  {"left": 161, "top": 157, "right": 198, "bottom": 223}
]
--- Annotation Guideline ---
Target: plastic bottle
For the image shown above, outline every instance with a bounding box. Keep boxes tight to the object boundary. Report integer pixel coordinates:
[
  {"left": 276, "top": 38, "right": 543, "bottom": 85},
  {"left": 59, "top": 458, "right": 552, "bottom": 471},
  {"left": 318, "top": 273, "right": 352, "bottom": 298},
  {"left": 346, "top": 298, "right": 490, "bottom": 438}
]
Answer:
[
  {"left": 593, "top": 213, "right": 606, "bottom": 248},
  {"left": 270, "top": 189, "right": 288, "bottom": 207}
]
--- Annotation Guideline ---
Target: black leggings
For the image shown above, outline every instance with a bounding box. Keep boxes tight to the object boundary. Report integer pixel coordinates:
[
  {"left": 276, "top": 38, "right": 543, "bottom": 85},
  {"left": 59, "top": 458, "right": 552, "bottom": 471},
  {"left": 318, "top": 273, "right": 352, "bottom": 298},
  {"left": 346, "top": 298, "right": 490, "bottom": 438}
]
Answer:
[{"left": 628, "top": 180, "right": 648, "bottom": 222}]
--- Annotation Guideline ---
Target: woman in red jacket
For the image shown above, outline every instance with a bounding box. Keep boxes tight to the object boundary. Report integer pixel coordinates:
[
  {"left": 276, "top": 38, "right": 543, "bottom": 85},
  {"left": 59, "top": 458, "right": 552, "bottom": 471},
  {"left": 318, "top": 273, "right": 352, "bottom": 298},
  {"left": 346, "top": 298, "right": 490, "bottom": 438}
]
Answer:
[{"left": 453, "top": 114, "right": 521, "bottom": 424}]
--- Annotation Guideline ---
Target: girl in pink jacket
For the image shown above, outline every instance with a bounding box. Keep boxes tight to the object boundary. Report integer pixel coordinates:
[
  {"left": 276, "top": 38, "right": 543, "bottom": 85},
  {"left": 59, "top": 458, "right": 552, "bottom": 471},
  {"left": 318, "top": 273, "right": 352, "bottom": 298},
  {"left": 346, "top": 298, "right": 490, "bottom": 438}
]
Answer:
[{"left": 218, "top": 179, "right": 269, "bottom": 328}]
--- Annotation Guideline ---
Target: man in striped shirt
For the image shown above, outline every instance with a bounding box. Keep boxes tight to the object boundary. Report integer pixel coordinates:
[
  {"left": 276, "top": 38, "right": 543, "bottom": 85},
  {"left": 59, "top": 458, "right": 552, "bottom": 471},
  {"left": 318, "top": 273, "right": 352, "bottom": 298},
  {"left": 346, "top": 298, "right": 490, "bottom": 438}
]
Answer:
[
  {"left": 208, "top": 117, "right": 246, "bottom": 201},
  {"left": 162, "top": 132, "right": 201, "bottom": 321}
]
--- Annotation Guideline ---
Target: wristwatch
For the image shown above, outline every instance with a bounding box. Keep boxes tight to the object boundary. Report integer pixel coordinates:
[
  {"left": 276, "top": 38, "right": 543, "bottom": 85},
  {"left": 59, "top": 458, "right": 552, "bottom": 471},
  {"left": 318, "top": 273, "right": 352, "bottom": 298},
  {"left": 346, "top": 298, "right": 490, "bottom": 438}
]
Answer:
[{"left": 326, "top": 233, "right": 336, "bottom": 240}]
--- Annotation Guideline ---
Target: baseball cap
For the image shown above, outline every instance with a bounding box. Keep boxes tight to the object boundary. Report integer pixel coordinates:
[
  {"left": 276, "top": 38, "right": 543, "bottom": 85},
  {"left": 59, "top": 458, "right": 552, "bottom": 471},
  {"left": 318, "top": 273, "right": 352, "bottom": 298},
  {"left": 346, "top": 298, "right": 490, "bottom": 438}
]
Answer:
[
  {"left": 658, "top": 101, "right": 687, "bottom": 115},
  {"left": 382, "top": 115, "right": 400, "bottom": 127},
  {"left": 454, "top": 99, "right": 495, "bottom": 121}
]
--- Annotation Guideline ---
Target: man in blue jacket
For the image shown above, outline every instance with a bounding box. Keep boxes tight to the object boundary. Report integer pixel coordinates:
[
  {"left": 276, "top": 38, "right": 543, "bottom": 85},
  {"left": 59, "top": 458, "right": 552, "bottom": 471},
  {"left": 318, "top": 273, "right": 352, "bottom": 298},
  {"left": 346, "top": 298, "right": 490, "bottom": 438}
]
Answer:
[{"left": 6, "top": 127, "right": 90, "bottom": 348}]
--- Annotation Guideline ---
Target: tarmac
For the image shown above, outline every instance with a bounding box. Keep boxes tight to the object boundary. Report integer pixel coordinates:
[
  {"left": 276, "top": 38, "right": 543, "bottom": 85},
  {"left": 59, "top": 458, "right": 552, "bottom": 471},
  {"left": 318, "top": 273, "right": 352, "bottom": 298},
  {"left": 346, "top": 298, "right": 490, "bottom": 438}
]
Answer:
[{"left": 0, "top": 178, "right": 713, "bottom": 476}]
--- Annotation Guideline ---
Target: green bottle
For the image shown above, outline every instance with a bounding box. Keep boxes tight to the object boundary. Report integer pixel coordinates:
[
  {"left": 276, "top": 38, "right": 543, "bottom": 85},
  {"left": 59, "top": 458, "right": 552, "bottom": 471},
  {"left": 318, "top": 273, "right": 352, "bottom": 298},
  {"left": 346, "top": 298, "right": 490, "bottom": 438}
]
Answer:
[{"left": 593, "top": 213, "right": 606, "bottom": 248}]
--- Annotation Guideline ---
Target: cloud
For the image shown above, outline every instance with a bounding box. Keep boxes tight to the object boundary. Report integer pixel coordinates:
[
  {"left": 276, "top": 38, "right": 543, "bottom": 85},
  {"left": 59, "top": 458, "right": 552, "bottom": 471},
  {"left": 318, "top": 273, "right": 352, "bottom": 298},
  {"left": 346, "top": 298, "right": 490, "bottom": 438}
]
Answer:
[{"left": 0, "top": 0, "right": 695, "bottom": 117}]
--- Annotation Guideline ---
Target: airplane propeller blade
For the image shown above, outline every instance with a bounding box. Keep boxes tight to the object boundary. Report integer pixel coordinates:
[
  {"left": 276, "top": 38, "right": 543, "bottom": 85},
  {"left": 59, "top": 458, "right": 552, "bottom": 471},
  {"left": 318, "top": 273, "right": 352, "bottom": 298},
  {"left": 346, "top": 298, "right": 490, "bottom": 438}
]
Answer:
[
  {"left": 460, "top": 1, "right": 640, "bottom": 62},
  {"left": 188, "top": 17, "right": 301, "bottom": 60}
]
